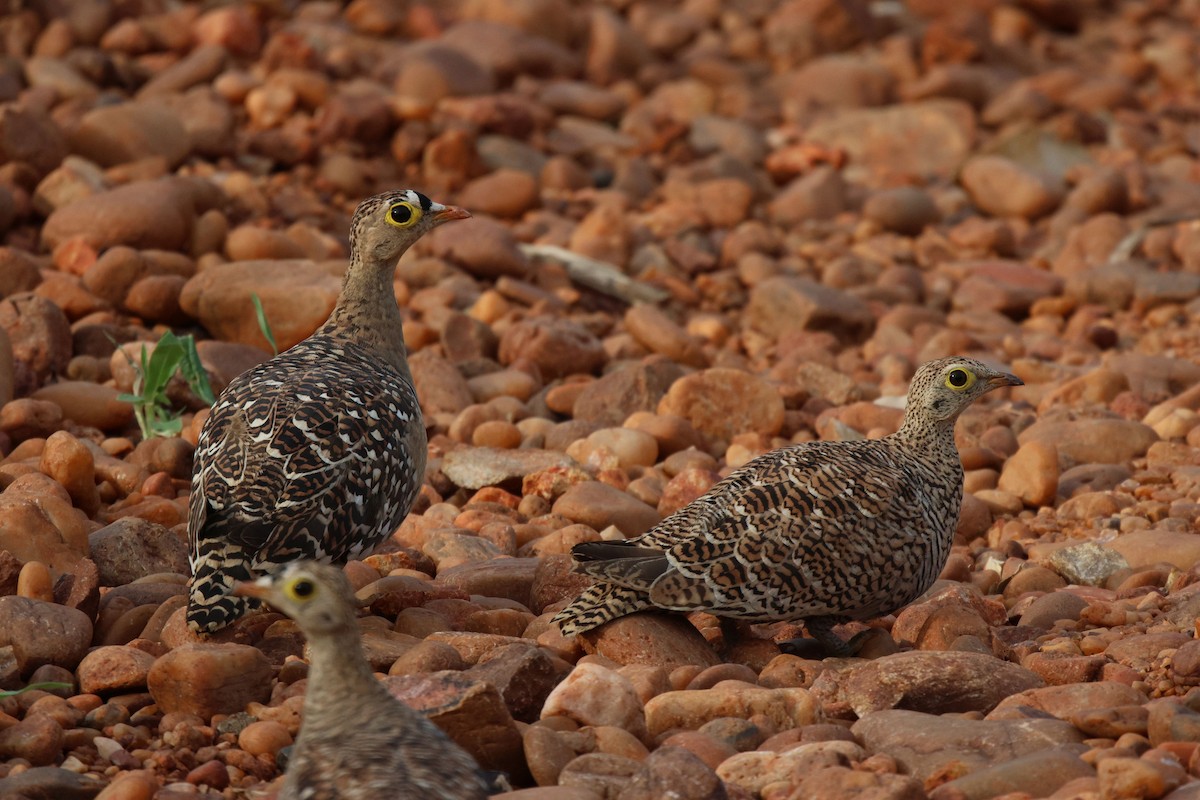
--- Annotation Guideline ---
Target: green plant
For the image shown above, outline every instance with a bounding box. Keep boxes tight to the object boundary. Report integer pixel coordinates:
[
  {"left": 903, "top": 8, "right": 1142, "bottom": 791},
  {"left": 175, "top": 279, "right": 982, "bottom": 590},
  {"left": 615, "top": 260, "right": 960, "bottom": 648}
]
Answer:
[
  {"left": 251, "top": 292, "right": 278, "bottom": 356},
  {"left": 0, "top": 681, "right": 72, "bottom": 697},
  {"left": 118, "top": 331, "right": 215, "bottom": 439}
]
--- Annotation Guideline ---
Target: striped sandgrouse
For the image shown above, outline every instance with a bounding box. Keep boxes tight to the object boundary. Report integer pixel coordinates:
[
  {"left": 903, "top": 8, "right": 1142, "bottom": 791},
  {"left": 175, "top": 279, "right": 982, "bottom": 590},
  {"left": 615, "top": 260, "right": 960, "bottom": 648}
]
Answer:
[
  {"left": 234, "top": 562, "right": 489, "bottom": 800},
  {"left": 553, "top": 357, "right": 1022, "bottom": 655},
  {"left": 187, "top": 190, "right": 469, "bottom": 633}
]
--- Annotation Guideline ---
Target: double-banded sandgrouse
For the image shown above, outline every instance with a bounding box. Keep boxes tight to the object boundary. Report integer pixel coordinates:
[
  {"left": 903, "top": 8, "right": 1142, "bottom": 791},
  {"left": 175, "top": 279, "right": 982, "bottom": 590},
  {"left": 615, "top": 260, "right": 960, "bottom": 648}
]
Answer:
[
  {"left": 553, "top": 357, "right": 1023, "bottom": 655},
  {"left": 235, "top": 562, "right": 489, "bottom": 800},
  {"left": 187, "top": 190, "right": 469, "bottom": 633}
]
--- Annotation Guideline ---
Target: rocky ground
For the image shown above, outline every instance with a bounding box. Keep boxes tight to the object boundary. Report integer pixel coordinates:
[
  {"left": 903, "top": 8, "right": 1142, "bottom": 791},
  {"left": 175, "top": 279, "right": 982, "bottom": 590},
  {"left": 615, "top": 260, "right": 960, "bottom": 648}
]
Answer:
[{"left": 1, "top": 0, "right": 1200, "bottom": 798}]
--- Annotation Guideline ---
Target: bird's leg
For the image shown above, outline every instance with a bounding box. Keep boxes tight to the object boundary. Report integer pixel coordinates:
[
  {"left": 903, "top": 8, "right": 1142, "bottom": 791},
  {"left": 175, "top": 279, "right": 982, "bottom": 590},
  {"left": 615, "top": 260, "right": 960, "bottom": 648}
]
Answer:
[
  {"left": 718, "top": 616, "right": 742, "bottom": 652},
  {"left": 778, "top": 617, "right": 868, "bottom": 659}
]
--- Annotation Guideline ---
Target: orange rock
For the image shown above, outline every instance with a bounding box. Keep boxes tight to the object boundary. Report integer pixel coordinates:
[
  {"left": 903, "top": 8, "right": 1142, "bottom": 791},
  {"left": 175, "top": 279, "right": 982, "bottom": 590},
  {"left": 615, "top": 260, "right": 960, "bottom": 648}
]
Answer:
[
  {"left": 42, "top": 178, "right": 211, "bottom": 252},
  {"left": 552, "top": 481, "right": 660, "bottom": 537},
  {"left": 0, "top": 294, "right": 71, "bottom": 394},
  {"left": 624, "top": 305, "right": 708, "bottom": 368},
  {"left": 179, "top": 260, "right": 340, "bottom": 351},
  {"left": 542, "top": 661, "right": 647, "bottom": 739},
  {"left": 457, "top": 169, "right": 539, "bottom": 219},
  {"left": 577, "top": 613, "right": 720, "bottom": 671},
  {"left": 94, "top": 770, "right": 156, "bottom": 800},
  {"left": 499, "top": 317, "right": 606, "bottom": 381},
  {"left": 124, "top": 273, "right": 189, "bottom": 325},
  {"left": 15, "top": 561, "right": 53, "bottom": 602},
  {"left": 147, "top": 643, "right": 272, "bottom": 718},
  {"left": 32, "top": 381, "right": 134, "bottom": 432},
  {"left": 39, "top": 430, "right": 99, "bottom": 516},
  {"left": 238, "top": 720, "right": 293, "bottom": 757},
  {"left": 76, "top": 645, "right": 156, "bottom": 694},
  {"left": 384, "top": 670, "right": 523, "bottom": 774},
  {"left": 0, "top": 473, "right": 92, "bottom": 568},
  {"left": 0, "top": 596, "right": 92, "bottom": 674},
  {"left": 0, "top": 712, "right": 65, "bottom": 766},
  {"left": 645, "top": 683, "right": 817, "bottom": 739},
  {"left": 658, "top": 368, "right": 784, "bottom": 450},
  {"left": 71, "top": 103, "right": 190, "bottom": 169}
]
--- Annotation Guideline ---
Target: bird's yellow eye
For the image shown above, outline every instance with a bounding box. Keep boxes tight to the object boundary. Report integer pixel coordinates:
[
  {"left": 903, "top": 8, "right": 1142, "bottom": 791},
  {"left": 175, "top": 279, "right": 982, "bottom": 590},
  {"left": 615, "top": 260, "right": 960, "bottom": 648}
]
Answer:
[
  {"left": 387, "top": 201, "right": 420, "bottom": 228},
  {"left": 285, "top": 577, "right": 316, "bottom": 601},
  {"left": 945, "top": 368, "right": 976, "bottom": 391}
]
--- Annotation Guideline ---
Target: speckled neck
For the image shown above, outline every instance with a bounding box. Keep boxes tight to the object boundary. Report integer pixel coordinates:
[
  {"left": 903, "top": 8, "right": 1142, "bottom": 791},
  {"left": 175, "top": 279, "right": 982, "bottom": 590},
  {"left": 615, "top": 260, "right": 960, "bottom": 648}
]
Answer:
[
  {"left": 320, "top": 252, "right": 411, "bottom": 375},
  {"left": 300, "top": 622, "right": 393, "bottom": 735},
  {"left": 894, "top": 413, "right": 960, "bottom": 461}
]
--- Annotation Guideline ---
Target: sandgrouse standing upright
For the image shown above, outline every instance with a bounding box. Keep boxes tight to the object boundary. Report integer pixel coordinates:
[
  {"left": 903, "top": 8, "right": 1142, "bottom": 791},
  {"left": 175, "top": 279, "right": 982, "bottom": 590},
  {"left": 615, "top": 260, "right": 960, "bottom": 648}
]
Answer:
[
  {"left": 235, "top": 562, "right": 489, "bottom": 800},
  {"left": 554, "top": 357, "right": 1023, "bottom": 655},
  {"left": 187, "top": 190, "right": 469, "bottom": 633}
]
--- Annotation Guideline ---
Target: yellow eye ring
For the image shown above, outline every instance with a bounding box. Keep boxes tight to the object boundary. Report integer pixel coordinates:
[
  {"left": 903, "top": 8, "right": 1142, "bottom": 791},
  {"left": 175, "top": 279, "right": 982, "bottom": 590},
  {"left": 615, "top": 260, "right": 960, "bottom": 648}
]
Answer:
[
  {"left": 387, "top": 201, "right": 420, "bottom": 228},
  {"left": 285, "top": 577, "right": 316, "bottom": 600},
  {"left": 945, "top": 368, "right": 976, "bottom": 391}
]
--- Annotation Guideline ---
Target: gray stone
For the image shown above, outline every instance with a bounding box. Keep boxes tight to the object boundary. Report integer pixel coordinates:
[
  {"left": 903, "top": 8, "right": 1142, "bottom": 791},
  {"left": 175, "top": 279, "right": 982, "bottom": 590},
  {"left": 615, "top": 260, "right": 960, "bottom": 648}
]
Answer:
[
  {"left": 839, "top": 651, "right": 1044, "bottom": 716},
  {"left": 88, "top": 517, "right": 190, "bottom": 587},
  {"left": 928, "top": 748, "right": 1094, "bottom": 800},
  {"left": 0, "top": 767, "right": 103, "bottom": 799},
  {"left": 746, "top": 276, "right": 874, "bottom": 342},
  {"left": 853, "top": 709, "right": 1087, "bottom": 782},
  {"left": 1045, "top": 541, "right": 1129, "bottom": 586},
  {"left": 441, "top": 446, "right": 578, "bottom": 490},
  {"left": 0, "top": 596, "right": 92, "bottom": 675}
]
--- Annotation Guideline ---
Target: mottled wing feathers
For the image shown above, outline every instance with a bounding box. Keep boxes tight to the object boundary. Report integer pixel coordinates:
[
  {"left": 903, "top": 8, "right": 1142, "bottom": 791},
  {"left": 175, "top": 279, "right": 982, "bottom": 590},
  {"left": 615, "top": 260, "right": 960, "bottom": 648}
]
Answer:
[
  {"left": 651, "top": 441, "right": 907, "bottom": 552},
  {"left": 195, "top": 388, "right": 374, "bottom": 557},
  {"left": 191, "top": 345, "right": 418, "bottom": 564},
  {"left": 284, "top": 727, "right": 488, "bottom": 800},
  {"left": 563, "top": 439, "right": 919, "bottom": 625},
  {"left": 573, "top": 545, "right": 671, "bottom": 589},
  {"left": 553, "top": 582, "right": 654, "bottom": 637},
  {"left": 572, "top": 541, "right": 666, "bottom": 562},
  {"left": 189, "top": 338, "right": 426, "bottom": 632},
  {"left": 187, "top": 189, "right": 474, "bottom": 634},
  {"left": 556, "top": 357, "right": 1013, "bottom": 644}
]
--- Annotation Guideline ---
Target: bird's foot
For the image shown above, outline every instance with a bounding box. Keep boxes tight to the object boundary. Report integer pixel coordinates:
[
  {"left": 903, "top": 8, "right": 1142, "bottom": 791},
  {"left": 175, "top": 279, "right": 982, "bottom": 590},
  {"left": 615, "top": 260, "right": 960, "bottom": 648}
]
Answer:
[
  {"left": 777, "top": 630, "right": 873, "bottom": 659},
  {"left": 778, "top": 618, "right": 874, "bottom": 659}
]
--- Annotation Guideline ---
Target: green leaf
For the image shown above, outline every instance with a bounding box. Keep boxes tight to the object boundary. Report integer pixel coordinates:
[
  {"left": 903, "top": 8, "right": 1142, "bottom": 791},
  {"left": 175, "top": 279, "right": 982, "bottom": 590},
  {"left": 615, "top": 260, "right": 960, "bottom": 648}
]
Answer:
[
  {"left": 122, "top": 331, "right": 214, "bottom": 440},
  {"left": 140, "top": 336, "right": 184, "bottom": 400},
  {"left": 177, "top": 335, "right": 215, "bottom": 405},
  {"left": 149, "top": 415, "right": 184, "bottom": 437},
  {"left": 0, "top": 681, "right": 73, "bottom": 697},
  {"left": 251, "top": 293, "right": 278, "bottom": 357}
]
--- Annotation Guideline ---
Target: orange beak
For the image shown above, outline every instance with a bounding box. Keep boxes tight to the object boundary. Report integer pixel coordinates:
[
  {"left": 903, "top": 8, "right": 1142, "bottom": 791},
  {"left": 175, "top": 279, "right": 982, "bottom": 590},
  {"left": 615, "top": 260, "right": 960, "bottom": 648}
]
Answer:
[
  {"left": 232, "top": 579, "right": 269, "bottom": 600},
  {"left": 986, "top": 372, "right": 1024, "bottom": 388},
  {"left": 431, "top": 205, "right": 471, "bottom": 223}
]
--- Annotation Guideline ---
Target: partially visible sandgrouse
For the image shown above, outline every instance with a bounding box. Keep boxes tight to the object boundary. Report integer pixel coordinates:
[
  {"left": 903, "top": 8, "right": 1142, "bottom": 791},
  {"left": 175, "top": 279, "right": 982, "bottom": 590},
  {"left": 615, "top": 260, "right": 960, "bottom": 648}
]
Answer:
[
  {"left": 187, "top": 190, "right": 470, "bottom": 633},
  {"left": 554, "top": 357, "right": 1023, "bottom": 655},
  {"left": 235, "top": 563, "right": 489, "bottom": 800}
]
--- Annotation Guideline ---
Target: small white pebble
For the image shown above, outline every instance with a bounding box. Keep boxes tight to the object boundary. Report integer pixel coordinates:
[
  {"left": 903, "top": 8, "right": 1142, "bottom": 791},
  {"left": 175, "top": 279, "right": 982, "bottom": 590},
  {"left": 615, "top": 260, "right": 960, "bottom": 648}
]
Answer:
[
  {"left": 58, "top": 755, "right": 89, "bottom": 773},
  {"left": 93, "top": 736, "right": 127, "bottom": 761}
]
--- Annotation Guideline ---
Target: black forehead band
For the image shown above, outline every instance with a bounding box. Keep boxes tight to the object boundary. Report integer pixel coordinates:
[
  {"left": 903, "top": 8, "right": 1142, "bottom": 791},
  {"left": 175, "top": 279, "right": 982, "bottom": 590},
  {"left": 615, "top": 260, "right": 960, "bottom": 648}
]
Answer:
[{"left": 412, "top": 191, "right": 432, "bottom": 212}]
